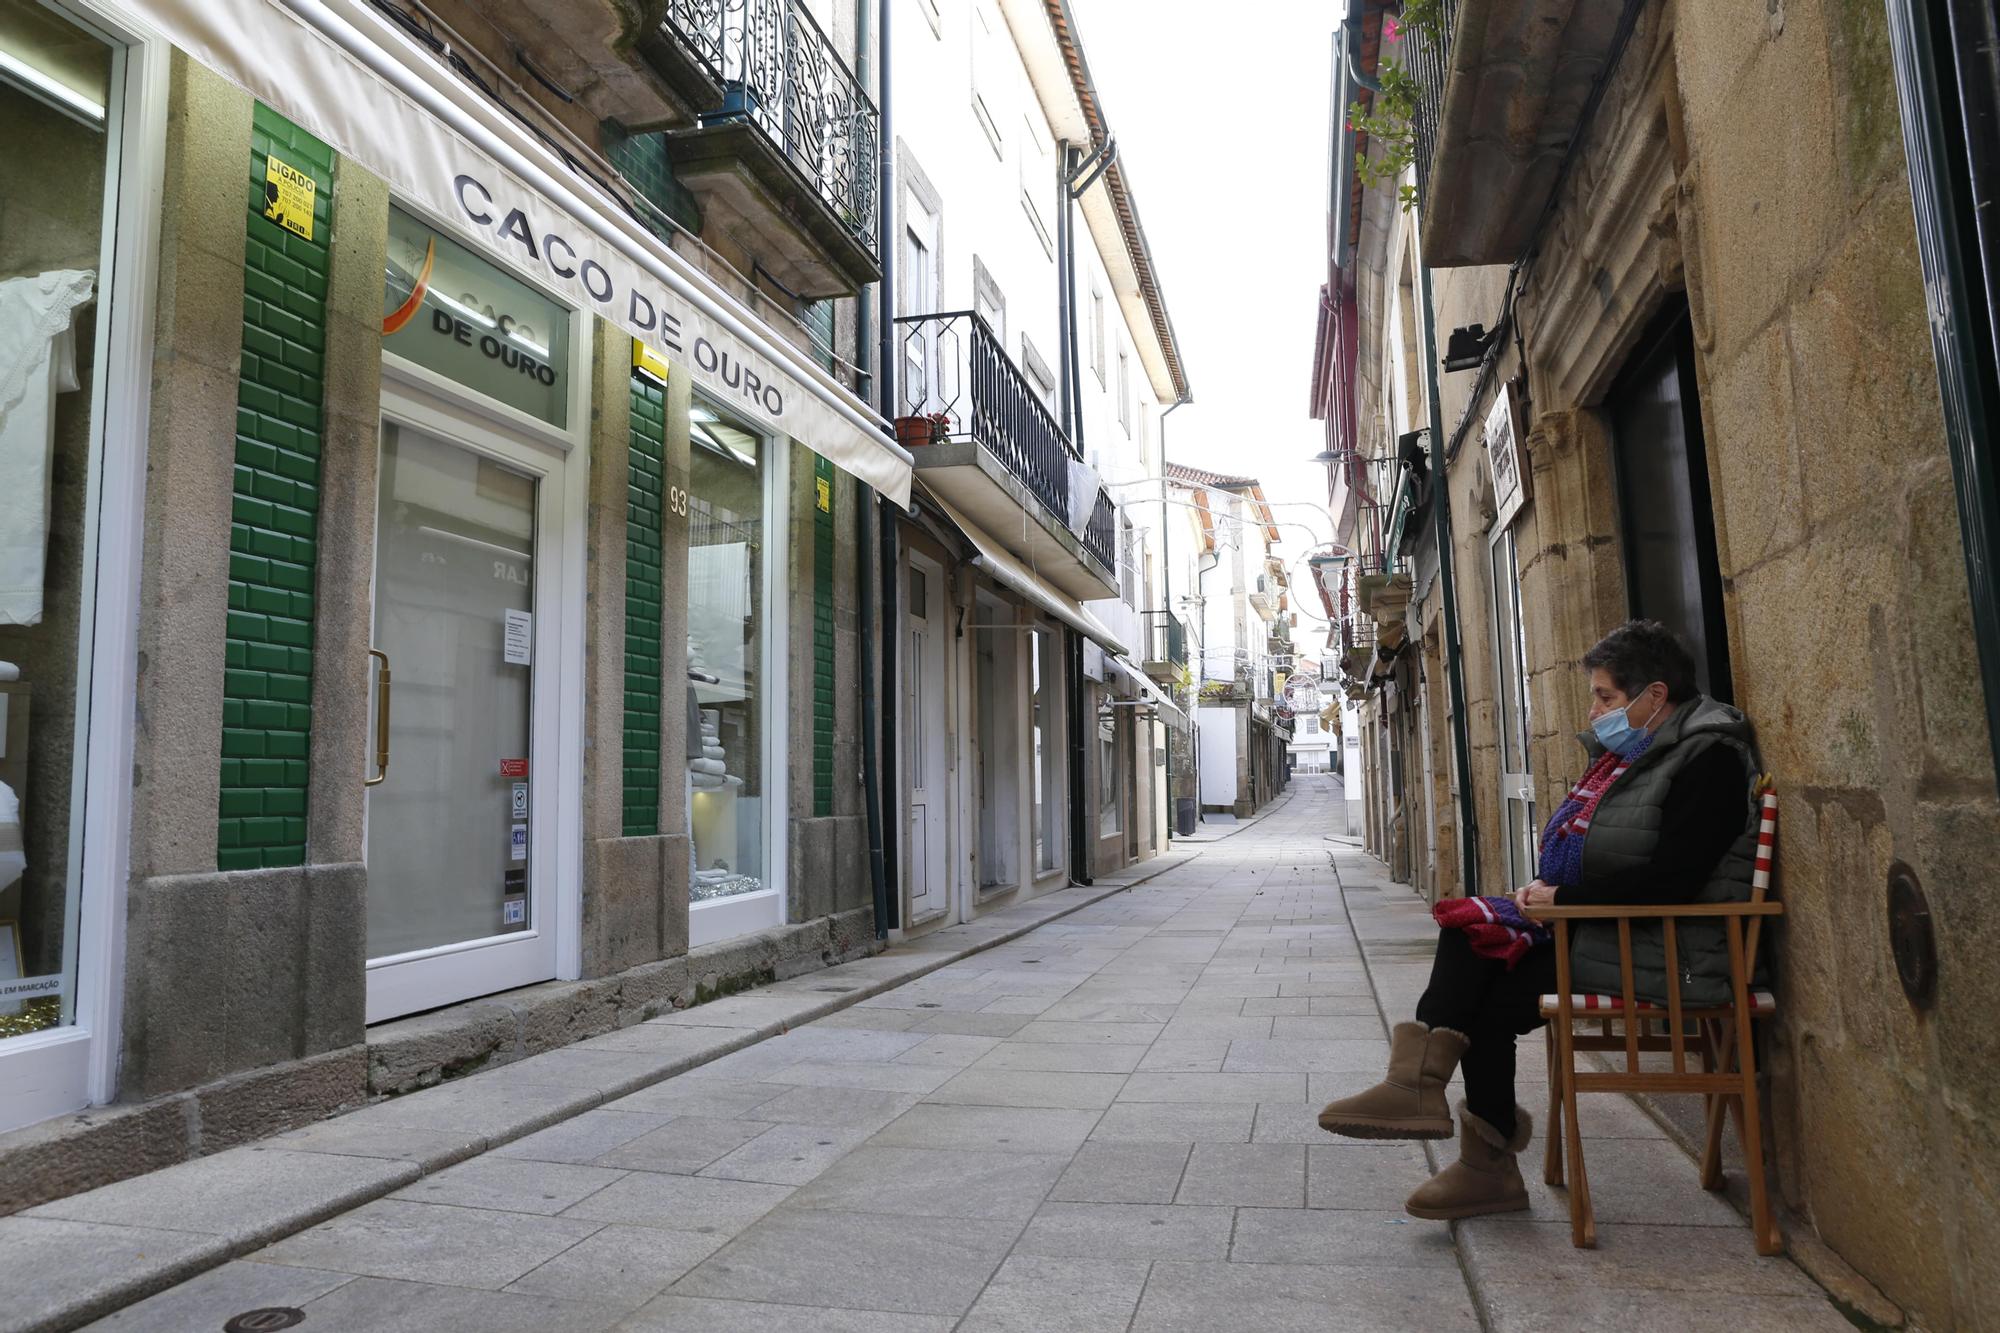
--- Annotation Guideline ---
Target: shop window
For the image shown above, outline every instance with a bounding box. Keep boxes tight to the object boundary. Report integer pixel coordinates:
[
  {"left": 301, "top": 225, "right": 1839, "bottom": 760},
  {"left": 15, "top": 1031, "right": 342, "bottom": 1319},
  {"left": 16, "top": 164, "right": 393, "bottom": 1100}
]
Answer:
[
  {"left": 0, "top": 3, "right": 117, "bottom": 1040},
  {"left": 687, "top": 404, "right": 767, "bottom": 905}
]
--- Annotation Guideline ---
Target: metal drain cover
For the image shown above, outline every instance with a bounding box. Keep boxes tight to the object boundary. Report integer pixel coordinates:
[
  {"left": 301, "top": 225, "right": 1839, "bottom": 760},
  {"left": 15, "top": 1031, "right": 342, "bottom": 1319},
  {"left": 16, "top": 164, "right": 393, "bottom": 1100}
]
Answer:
[{"left": 225, "top": 1310, "right": 305, "bottom": 1332}]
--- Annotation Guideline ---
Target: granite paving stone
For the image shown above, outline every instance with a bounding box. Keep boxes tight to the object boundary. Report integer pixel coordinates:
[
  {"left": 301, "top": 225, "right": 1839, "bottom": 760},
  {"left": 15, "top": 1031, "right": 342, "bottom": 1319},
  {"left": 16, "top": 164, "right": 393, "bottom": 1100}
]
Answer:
[
  {"left": 391, "top": 1156, "right": 628, "bottom": 1214},
  {"left": 790, "top": 1144, "right": 1068, "bottom": 1219},
  {"left": 1048, "top": 1141, "right": 1193, "bottom": 1203},
  {"left": 669, "top": 1208, "right": 1019, "bottom": 1315},
  {"left": 51, "top": 777, "right": 1831, "bottom": 1333},
  {"left": 958, "top": 1255, "right": 1153, "bottom": 1333},
  {"left": 252, "top": 1199, "right": 603, "bottom": 1289},
  {"left": 501, "top": 1223, "right": 728, "bottom": 1306},
  {"left": 556, "top": 1171, "right": 793, "bottom": 1234},
  {"left": 79, "top": 1262, "right": 354, "bottom": 1332},
  {"left": 591, "top": 1115, "right": 774, "bottom": 1173}
]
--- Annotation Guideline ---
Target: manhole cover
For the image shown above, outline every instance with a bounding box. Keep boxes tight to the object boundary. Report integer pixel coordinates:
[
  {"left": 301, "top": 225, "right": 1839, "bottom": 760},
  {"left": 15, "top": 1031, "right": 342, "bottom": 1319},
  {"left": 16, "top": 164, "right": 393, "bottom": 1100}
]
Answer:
[{"left": 225, "top": 1310, "right": 306, "bottom": 1332}]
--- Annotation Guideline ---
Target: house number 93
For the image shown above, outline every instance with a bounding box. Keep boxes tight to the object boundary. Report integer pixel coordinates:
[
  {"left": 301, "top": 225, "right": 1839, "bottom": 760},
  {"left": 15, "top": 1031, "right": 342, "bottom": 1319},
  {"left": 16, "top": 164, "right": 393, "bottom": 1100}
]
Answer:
[{"left": 668, "top": 485, "right": 689, "bottom": 517}]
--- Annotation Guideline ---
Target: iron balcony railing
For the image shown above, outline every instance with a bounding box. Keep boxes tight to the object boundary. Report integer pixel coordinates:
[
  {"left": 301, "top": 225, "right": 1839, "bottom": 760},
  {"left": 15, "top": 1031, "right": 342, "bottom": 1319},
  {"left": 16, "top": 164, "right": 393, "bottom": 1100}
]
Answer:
[
  {"left": 894, "top": 310, "right": 1117, "bottom": 568},
  {"left": 1141, "top": 610, "right": 1188, "bottom": 669},
  {"left": 1404, "top": 0, "right": 1459, "bottom": 211},
  {"left": 1083, "top": 489, "right": 1117, "bottom": 575},
  {"left": 663, "top": 0, "right": 879, "bottom": 254}
]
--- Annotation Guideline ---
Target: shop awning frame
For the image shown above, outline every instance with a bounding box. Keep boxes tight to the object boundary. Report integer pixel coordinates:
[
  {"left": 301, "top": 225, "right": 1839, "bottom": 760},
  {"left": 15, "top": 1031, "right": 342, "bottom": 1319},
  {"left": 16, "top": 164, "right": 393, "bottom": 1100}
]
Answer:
[
  {"left": 927, "top": 493, "right": 1128, "bottom": 656},
  {"left": 1107, "top": 655, "right": 1190, "bottom": 732}
]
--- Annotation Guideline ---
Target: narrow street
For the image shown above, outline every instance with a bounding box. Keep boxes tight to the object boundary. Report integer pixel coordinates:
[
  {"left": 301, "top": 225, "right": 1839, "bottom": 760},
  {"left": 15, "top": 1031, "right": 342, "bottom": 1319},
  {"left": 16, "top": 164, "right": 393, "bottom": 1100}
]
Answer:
[{"left": 77, "top": 777, "right": 1842, "bottom": 1332}]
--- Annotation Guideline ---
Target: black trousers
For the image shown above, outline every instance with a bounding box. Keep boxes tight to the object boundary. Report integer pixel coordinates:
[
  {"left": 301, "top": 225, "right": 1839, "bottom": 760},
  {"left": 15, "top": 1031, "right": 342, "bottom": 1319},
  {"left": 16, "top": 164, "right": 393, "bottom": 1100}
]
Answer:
[{"left": 1412, "top": 929, "right": 1558, "bottom": 1137}]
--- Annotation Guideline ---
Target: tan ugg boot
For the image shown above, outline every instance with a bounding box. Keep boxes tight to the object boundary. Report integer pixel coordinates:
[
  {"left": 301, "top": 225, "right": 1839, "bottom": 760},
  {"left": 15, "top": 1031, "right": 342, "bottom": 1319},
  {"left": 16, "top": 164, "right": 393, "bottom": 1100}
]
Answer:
[
  {"left": 1316, "top": 1021, "right": 1468, "bottom": 1140},
  {"left": 1404, "top": 1102, "right": 1533, "bottom": 1220}
]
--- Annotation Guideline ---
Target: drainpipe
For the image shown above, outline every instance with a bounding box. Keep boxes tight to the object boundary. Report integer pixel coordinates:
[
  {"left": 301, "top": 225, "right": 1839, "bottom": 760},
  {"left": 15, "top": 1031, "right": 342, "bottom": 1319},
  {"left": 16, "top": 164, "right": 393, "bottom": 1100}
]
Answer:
[
  {"left": 871, "top": 0, "right": 901, "bottom": 928},
  {"left": 848, "top": 0, "right": 888, "bottom": 932},
  {"left": 1414, "top": 251, "right": 1482, "bottom": 896},
  {"left": 1057, "top": 143, "right": 1075, "bottom": 439},
  {"left": 1160, "top": 396, "right": 1190, "bottom": 832},
  {"left": 1067, "top": 628, "right": 1092, "bottom": 883},
  {"left": 854, "top": 0, "right": 874, "bottom": 404}
]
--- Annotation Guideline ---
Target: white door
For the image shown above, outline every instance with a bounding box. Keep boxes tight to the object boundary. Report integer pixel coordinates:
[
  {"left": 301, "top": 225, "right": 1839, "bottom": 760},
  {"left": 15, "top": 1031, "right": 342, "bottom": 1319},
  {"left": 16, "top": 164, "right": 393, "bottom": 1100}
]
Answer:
[
  {"left": 364, "top": 408, "right": 567, "bottom": 1022},
  {"left": 905, "top": 554, "right": 950, "bottom": 920}
]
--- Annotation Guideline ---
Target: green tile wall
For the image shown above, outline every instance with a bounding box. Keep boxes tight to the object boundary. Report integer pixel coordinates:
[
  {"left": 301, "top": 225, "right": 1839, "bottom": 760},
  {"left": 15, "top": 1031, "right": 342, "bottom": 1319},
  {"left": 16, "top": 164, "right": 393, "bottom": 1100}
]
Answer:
[
  {"left": 219, "top": 105, "right": 335, "bottom": 871},
  {"left": 812, "top": 455, "right": 835, "bottom": 818},
  {"left": 625, "top": 373, "right": 667, "bottom": 837},
  {"left": 603, "top": 122, "right": 703, "bottom": 242}
]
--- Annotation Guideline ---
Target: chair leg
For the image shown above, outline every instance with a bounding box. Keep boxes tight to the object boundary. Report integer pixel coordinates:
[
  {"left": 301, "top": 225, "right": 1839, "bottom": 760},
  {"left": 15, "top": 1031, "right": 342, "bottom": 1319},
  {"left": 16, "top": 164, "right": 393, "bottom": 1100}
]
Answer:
[
  {"left": 1735, "top": 1023, "right": 1782, "bottom": 1256},
  {"left": 1700, "top": 1021, "right": 1729, "bottom": 1191},
  {"left": 1543, "top": 1024, "right": 1564, "bottom": 1187},
  {"left": 1555, "top": 1014, "right": 1595, "bottom": 1248}
]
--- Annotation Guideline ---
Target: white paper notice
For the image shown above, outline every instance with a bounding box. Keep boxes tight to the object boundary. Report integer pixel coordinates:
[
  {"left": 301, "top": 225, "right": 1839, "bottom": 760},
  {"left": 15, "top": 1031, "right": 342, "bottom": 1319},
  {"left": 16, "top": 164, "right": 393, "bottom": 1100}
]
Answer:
[{"left": 504, "top": 609, "right": 533, "bottom": 665}]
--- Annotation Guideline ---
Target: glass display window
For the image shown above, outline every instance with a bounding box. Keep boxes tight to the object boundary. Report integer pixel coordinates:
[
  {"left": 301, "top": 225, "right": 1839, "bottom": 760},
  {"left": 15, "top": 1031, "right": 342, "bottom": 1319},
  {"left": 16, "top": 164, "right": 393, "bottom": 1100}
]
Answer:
[
  {"left": 685, "top": 403, "right": 768, "bottom": 910},
  {"left": 0, "top": 0, "right": 119, "bottom": 1043}
]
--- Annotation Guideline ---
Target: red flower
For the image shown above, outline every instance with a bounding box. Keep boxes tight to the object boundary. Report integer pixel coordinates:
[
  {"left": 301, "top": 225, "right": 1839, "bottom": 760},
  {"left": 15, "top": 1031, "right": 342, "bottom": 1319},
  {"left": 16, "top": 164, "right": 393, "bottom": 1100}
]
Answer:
[{"left": 1383, "top": 14, "right": 1401, "bottom": 40}]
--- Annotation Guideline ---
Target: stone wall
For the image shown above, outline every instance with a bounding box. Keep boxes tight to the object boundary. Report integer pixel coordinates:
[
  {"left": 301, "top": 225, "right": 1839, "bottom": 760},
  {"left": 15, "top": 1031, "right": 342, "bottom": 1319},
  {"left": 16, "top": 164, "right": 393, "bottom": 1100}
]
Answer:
[{"left": 1390, "top": 1, "right": 2000, "bottom": 1325}]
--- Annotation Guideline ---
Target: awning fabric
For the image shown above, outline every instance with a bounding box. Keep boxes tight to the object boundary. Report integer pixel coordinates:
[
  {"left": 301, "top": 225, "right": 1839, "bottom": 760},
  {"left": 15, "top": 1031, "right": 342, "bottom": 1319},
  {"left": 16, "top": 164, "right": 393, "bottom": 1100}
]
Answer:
[
  {"left": 927, "top": 493, "right": 1128, "bottom": 656},
  {"left": 121, "top": 0, "right": 913, "bottom": 506},
  {"left": 1108, "top": 655, "right": 1190, "bottom": 732}
]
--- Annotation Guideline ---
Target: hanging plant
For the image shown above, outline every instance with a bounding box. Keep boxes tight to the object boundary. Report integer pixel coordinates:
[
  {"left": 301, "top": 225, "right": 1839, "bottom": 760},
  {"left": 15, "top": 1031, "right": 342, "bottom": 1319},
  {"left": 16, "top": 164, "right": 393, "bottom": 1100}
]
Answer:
[{"left": 1347, "top": 1, "right": 1448, "bottom": 213}]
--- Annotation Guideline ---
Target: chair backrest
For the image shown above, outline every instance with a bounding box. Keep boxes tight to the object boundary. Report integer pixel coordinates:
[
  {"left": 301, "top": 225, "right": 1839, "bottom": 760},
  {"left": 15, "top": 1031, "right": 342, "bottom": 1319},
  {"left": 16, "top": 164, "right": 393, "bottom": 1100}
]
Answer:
[{"left": 1744, "top": 783, "right": 1779, "bottom": 964}]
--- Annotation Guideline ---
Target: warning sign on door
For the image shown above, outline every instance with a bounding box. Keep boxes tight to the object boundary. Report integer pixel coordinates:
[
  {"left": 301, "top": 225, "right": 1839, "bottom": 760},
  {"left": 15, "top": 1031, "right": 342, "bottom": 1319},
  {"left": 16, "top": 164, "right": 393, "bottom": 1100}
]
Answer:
[{"left": 263, "top": 155, "right": 317, "bottom": 240}]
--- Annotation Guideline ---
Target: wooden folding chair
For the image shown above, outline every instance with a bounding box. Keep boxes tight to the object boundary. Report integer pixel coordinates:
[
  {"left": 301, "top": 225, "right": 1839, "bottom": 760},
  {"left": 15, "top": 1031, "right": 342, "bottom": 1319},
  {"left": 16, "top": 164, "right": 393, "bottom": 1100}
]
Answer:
[{"left": 1529, "top": 785, "right": 1783, "bottom": 1254}]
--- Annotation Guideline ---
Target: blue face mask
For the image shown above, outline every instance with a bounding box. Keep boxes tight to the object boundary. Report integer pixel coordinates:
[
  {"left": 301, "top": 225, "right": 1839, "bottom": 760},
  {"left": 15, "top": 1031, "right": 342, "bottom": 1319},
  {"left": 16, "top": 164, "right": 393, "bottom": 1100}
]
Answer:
[{"left": 1590, "top": 687, "right": 1662, "bottom": 757}]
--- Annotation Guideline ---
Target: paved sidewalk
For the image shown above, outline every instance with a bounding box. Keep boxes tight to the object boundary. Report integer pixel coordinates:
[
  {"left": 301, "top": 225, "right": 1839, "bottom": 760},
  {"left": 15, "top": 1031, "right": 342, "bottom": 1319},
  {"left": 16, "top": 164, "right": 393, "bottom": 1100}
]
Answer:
[{"left": 74, "top": 777, "right": 1841, "bottom": 1331}]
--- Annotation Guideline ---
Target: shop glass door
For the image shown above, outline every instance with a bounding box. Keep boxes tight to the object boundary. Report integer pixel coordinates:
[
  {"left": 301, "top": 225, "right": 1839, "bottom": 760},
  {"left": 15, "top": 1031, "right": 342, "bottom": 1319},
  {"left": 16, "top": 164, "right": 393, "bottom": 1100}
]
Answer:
[{"left": 364, "top": 418, "right": 560, "bottom": 1021}]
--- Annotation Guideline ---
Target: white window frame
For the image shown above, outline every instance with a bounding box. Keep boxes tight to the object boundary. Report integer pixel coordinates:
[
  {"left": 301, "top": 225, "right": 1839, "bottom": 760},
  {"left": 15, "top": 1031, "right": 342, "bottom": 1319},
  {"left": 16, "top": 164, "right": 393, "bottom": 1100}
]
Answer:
[
  {"left": 1090, "top": 283, "right": 1106, "bottom": 384},
  {"left": 969, "top": 4, "right": 1003, "bottom": 160},
  {"left": 1117, "top": 349, "right": 1131, "bottom": 434},
  {"left": 0, "top": 0, "right": 168, "bottom": 1131},
  {"left": 1019, "top": 115, "right": 1054, "bottom": 260}
]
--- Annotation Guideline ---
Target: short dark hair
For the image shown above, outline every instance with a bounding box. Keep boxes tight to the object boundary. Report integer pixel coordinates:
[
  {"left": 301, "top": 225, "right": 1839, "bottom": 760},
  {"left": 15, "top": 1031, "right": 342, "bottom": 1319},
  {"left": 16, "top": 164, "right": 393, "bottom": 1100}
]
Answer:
[{"left": 1583, "top": 620, "right": 1699, "bottom": 702}]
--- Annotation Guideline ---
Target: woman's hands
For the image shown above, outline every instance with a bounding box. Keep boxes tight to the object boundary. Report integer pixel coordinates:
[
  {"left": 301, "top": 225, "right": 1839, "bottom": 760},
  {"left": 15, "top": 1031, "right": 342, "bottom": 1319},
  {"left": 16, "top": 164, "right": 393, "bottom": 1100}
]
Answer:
[{"left": 1512, "top": 880, "right": 1559, "bottom": 911}]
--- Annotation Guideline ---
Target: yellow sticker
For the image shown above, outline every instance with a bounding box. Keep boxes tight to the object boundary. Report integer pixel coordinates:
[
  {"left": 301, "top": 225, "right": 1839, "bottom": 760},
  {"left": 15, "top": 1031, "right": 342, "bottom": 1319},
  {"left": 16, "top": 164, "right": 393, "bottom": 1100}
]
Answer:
[
  {"left": 632, "top": 338, "right": 673, "bottom": 385},
  {"left": 263, "top": 155, "right": 316, "bottom": 240},
  {"left": 815, "top": 476, "right": 832, "bottom": 513}
]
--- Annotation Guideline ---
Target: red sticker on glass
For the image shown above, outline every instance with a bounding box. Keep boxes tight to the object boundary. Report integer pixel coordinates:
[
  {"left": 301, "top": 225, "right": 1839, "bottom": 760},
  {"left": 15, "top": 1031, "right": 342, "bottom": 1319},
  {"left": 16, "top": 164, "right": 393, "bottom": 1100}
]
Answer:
[{"left": 499, "top": 758, "right": 529, "bottom": 778}]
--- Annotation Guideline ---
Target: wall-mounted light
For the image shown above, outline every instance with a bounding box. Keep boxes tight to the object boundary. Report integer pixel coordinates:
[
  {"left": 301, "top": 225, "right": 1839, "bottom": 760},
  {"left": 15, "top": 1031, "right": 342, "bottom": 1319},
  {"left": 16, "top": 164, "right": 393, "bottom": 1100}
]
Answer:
[{"left": 1442, "top": 324, "right": 1498, "bottom": 373}]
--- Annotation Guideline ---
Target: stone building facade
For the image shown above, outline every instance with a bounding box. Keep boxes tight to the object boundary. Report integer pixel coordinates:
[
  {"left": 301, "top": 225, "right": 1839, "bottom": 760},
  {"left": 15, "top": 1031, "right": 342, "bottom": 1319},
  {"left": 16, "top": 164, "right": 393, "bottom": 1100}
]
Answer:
[
  {"left": 0, "top": 0, "right": 911, "bottom": 1210},
  {"left": 1313, "top": 1, "right": 2000, "bottom": 1326}
]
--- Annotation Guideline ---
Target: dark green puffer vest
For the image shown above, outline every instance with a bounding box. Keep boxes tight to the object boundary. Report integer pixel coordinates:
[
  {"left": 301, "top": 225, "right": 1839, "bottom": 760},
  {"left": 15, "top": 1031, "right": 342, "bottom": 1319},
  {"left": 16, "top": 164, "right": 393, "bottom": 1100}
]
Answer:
[{"left": 1570, "top": 696, "right": 1764, "bottom": 1006}]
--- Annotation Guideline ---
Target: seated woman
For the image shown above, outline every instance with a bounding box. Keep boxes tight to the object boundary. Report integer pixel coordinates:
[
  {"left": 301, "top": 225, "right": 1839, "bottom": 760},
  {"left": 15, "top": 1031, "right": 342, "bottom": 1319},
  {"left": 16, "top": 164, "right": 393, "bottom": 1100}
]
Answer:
[{"left": 1316, "top": 620, "right": 1762, "bottom": 1220}]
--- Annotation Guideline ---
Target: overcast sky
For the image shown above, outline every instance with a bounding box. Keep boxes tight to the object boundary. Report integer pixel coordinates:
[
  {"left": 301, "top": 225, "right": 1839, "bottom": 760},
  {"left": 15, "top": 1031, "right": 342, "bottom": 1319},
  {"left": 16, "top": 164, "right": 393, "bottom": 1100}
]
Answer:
[{"left": 1067, "top": 0, "right": 1340, "bottom": 650}]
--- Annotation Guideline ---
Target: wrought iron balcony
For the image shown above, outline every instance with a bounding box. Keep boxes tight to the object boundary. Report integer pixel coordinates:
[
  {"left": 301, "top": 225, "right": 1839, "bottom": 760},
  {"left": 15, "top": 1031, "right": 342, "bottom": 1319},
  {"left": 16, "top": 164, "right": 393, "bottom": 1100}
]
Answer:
[
  {"left": 1141, "top": 610, "right": 1188, "bottom": 674},
  {"left": 893, "top": 311, "right": 1120, "bottom": 599},
  {"left": 659, "top": 0, "right": 880, "bottom": 287},
  {"left": 1084, "top": 488, "right": 1117, "bottom": 577}
]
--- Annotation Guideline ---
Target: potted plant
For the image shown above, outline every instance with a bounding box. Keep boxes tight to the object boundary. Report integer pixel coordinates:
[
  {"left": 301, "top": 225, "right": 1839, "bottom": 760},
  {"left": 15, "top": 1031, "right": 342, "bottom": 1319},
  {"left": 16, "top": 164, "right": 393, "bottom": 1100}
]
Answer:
[{"left": 894, "top": 411, "right": 952, "bottom": 447}]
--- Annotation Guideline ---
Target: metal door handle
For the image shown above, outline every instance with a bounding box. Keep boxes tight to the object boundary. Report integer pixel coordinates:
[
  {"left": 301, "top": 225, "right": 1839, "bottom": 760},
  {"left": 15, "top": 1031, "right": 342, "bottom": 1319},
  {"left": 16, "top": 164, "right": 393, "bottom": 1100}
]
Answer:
[{"left": 365, "top": 648, "right": 391, "bottom": 787}]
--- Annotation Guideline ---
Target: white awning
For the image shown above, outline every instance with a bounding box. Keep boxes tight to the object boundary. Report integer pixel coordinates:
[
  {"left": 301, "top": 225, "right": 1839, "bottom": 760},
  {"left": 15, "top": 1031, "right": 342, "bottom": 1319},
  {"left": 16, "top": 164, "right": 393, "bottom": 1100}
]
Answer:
[
  {"left": 928, "top": 494, "right": 1128, "bottom": 656},
  {"left": 121, "top": 0, "right": 913, "bottom": 505},
  {"left": 1108, "top": 655, "right": 1190, "bottom": 732}
]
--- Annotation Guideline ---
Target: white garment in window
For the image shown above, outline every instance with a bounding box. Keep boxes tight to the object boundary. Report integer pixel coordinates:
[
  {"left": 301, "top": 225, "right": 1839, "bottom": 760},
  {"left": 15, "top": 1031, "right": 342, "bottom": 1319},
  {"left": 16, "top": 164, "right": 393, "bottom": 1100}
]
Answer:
[{"left": 0, "top": 270, "right": 96, "bottom": 626}]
